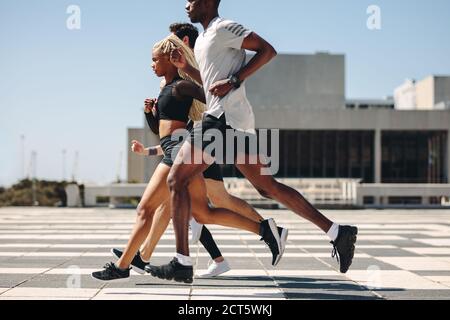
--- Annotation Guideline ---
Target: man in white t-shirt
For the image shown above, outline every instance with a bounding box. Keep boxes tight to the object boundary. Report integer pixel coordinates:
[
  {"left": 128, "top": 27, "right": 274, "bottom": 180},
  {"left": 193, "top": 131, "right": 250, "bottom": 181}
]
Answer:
[{"left": 148, "top": 0, "right": 358, "bottom": 284}]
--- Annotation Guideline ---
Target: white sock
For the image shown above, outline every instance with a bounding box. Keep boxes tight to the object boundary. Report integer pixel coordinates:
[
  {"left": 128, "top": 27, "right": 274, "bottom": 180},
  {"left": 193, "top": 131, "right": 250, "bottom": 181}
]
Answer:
[
  {"left": 327, "top": 223, "right": 340, "bottom": 242},
  {"left": 176, "top": 253, "right": 193, "bottom": 266}
]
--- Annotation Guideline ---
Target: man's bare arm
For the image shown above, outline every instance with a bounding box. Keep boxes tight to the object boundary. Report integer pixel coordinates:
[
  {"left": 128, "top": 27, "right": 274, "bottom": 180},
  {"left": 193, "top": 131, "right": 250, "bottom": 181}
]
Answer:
[
  {"left": 170, "top": 49, "right": 203, "bottom": 85},
  {"left": 235, "top": 32, "right": 277, "bottom": 82},
  {"left": 182, "top": 63, "right": 203, "bottom": 85},
  {"left": 209, "top": 32, "right": 277, "bottom": 97}
]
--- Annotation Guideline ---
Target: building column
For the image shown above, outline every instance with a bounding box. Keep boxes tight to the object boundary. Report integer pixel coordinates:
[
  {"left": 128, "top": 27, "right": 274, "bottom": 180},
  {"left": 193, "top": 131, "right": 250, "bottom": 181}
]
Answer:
[
  {"left": 447, "top": 129, "right": 450, "bottom": 183},
  {"left": 109, "top": 197, "right": 118, "bottom": 209},
  {"left": 375, "top": 129, "right": 382, "bottom": 183}
]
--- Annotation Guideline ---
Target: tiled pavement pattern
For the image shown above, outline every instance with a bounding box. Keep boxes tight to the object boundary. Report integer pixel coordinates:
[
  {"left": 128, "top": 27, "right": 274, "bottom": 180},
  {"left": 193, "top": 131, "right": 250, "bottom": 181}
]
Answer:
[{"left": 1, "top": 207, "right": 450, "bottom": 300}]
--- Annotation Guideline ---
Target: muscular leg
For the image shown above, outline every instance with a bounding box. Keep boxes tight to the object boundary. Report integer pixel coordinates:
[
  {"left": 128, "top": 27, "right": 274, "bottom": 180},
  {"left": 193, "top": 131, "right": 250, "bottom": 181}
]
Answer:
[
  {"left": 138, "top": 197, "right": 228, "bottom": 264},
  {"left": 236, "top": 155, "right": 333, "bottom": 233},
  {"left": 205, "top": 179, "right": 263, "bottom": 223},
  {"left": 139, "top": 200, "right": 171, "bottom": 262},
  {"left": 167, "top": 143, "right": 210, "bottom": 257},
  {"left": 167, "top": 141, "right": 262, "bottom": 256},
  {"left": 202, "top": 179, "right": 263, "bottom": 264},
  {"left": 138, "top": 181, "right": 243, "bottom": 264},
  {"left": 116, "top": 164, "right": 171, "bottom": 269},
  {"left": 189, "top": 174, "right": 260, "bottom": 234}
]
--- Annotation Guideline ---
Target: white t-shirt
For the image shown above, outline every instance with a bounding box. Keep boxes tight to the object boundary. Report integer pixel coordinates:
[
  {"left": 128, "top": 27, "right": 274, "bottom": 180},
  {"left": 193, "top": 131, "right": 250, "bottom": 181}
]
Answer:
[{"left": 194, "top": 17, "right": 256, "bottom": 132}]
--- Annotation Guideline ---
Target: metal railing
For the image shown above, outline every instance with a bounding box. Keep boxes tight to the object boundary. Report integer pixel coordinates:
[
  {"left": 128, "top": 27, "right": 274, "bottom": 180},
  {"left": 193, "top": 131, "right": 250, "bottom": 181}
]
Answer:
[{"left": 223, "top": 178, "right": 361, "bottom": 207}]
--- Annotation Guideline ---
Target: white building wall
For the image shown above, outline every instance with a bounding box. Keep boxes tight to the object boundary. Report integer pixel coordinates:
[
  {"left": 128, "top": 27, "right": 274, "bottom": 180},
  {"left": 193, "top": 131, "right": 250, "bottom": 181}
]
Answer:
[
  {"left": 416, "top": 76, "right": 435, "bottom": 110},
  {"left": 394, "top": 79, "right": 416, "bottom": 110},
  {"left": 245, "top": 53, "right": 345, "bottom": 111}
]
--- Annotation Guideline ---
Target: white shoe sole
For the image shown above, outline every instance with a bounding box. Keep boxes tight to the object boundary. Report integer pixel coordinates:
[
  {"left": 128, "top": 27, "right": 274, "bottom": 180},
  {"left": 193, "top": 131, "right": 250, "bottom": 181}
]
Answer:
[
  {"left": 90, "top": 274, "right": 130, "bottom": 283},
  {"left": 267, "top": 219, "right": 282, "bottom": 265},
  {"left": 131, "top": 266, "right": 146, "bottom": 275},
  {"left": 274, "top": 228, "right": 288, "bottom": 266}
]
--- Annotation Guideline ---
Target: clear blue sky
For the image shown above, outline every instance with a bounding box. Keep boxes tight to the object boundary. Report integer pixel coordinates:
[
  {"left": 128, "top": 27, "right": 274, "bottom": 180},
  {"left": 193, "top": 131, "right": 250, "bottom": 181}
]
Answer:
[{"left": 1, "top": 0, "right": 450, "bottom": 187}]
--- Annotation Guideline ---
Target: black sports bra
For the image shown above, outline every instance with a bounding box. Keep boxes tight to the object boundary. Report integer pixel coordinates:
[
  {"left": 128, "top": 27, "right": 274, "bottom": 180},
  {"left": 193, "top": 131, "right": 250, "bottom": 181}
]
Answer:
[{"left": 156, "top": 77, "right": 192, "bottom": 123}]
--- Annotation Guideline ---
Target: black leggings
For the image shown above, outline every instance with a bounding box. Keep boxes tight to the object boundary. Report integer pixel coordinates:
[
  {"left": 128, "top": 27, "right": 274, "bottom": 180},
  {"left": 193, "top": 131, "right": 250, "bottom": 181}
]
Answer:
[{"left": 199, "top": 226, "right": 222, "bottom": 260}]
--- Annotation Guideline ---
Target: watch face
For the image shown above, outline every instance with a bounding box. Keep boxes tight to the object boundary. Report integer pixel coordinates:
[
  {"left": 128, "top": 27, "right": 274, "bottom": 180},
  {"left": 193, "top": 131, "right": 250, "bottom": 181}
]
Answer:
[{"left": 231, "top": 76, "right": 240, "bottom": 87}]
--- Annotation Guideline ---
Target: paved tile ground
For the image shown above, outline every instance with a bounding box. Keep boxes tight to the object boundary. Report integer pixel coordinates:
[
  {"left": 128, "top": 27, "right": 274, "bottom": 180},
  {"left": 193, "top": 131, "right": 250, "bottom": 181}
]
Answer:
[{"left": 1, "top": 207, "right": 450, "bottom": 300}]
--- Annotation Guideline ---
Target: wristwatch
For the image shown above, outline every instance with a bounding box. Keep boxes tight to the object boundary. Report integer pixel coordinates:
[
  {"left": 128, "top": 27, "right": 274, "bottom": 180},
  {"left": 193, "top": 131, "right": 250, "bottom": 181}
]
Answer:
[{"left": 228, "top": 74, "right": 242, "bottom": 89}]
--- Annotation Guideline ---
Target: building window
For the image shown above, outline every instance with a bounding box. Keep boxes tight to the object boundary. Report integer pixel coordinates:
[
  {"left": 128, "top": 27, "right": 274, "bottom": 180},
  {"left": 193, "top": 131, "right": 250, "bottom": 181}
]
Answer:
[
  {"left": 388, "top": 197, "right": 422, "bottom": 205},
  {"left": 382, "top": 131, "right": 447, "bottom": 183},
  {"left": 220, "top": 130, "right": 375, "bottom": 182},
  {"left": 363, "top": 196, "right": 375, "bottom": 205}
]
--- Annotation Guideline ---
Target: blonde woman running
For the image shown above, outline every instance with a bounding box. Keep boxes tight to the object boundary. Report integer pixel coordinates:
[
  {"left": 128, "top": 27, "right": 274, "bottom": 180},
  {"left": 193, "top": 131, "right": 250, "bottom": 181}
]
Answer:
[
  {"left": 92, "top": 34, "right": 286, "bottom": 283},
  {"left": 109, "top": 23, "right": 269, "bottom": 279}
]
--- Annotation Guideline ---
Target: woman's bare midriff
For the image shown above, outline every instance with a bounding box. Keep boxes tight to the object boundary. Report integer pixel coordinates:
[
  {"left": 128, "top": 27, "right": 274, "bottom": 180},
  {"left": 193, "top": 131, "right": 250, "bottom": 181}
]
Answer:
[{"left": 159, "top": 119, "right": 188, "bottom": 139}]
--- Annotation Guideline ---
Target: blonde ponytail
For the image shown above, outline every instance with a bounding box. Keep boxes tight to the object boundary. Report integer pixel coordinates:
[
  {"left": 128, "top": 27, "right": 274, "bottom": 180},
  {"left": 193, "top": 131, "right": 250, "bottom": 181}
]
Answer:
[{"left": 153, "top": 34, "right": 205, "bottom": 121}]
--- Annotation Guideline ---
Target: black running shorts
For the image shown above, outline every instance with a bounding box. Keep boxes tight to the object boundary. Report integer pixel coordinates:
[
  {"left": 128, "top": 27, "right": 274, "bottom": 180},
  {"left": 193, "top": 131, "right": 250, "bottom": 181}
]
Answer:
[{"left": 189, "top": 113, "right": 258, "bottom": 163}]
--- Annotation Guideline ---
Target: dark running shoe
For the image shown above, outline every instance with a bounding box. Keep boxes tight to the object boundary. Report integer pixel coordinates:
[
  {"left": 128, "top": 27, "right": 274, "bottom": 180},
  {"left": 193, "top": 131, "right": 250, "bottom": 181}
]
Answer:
[
  {"left": 111, "top": 248, "right": 149, "bottom": 275},
  {"left": 91, "top": 262, "right": 130, "bottom": 282},
  {"left": 259, "top": 218, "right": 284, "bottom": 266},
  {"left": 146, "top": 258, "right": 193, "bottom": 284},
  {"left": 330, "top": 225, "right": 358, "bottom": 273}
]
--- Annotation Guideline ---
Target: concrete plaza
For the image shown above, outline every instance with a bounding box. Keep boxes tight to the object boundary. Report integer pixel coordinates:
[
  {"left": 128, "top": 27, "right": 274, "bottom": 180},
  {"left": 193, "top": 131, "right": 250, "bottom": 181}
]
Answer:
[{"left": 1, "top": 207, "right": 450, "bottom": 300}]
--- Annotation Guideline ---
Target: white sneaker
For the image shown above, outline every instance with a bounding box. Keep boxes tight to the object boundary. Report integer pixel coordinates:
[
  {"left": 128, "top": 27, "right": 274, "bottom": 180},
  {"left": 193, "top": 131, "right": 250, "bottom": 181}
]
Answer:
[
  {"left": 189, "top": 218, "right": 203, "bottom": 244},
  {"left": 196, "top": 260, "right": 231, "bottom": 278}
]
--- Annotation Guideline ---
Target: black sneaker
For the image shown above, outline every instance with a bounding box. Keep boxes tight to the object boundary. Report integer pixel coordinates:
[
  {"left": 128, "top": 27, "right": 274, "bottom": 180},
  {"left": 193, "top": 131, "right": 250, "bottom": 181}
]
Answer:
[
  {"left": 330, "top": 225, "right": 358, "bottom": 273},
  {"left": 91, "top": 262, "right": 130, "bottom": 281},
  {"left": 111, "top": 248, "right": 149, "bottom": 275},
  {"left": 259, "top": 218, "right": 283, "bottom": 266},
  {"left": 146, "top": 258, "right": 193, "bottom": 284}
]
